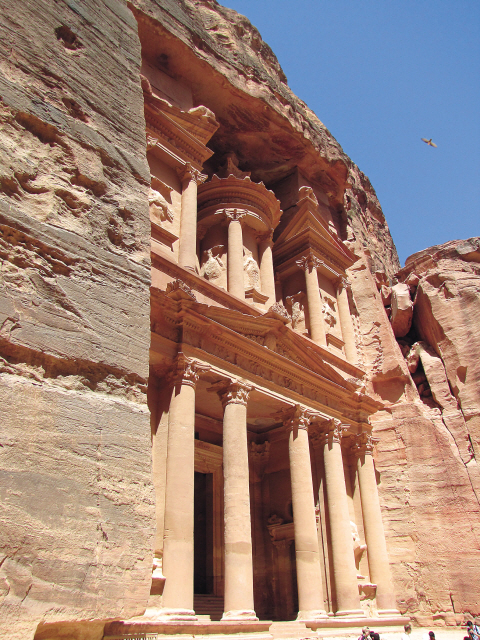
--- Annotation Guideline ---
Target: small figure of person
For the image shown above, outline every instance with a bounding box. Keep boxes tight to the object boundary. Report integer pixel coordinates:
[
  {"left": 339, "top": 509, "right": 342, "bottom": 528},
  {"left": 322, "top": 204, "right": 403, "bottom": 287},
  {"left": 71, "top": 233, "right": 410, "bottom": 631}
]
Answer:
[
  {"left": 467, "top": 620, "right": 480, "bottom": 640},
  {"left": 401, "top": 623, "right": 412, "bottom": 640},
  {"left": 358, "top": 626, "right": 370, "bottom": 640}
]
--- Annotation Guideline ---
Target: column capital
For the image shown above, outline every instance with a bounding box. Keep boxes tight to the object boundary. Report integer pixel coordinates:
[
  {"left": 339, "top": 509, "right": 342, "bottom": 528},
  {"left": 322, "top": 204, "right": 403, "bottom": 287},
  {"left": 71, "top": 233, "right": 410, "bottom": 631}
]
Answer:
[
  {"left": 177, "top": 162, "right": 207, "bottom": 185},
  {"left": 209, "top": 378, "right": 253, "bottom": 407},
  {"left": 282, "top": 404, "right": 314, "bottom": 432},
  {"left": 312, "top": 418, "right": 349, "bottom": 446},
  {"left": 169, "top": 353, "right": 210, "bottom": 387},
  {"left": 296, "top": 252, "right": 325, "bottom": 273},
  {"left": 351, "top": 432, "right": 379, "bottom": 457},
  {"left": 337, "top": 276, "right": 351, "bottom": 291},
  {"left": 257, "top": 229, "right": 274, "bottom": 246},
  {"left": 224, "top": 208, "right": 247, "bottom": 223}
]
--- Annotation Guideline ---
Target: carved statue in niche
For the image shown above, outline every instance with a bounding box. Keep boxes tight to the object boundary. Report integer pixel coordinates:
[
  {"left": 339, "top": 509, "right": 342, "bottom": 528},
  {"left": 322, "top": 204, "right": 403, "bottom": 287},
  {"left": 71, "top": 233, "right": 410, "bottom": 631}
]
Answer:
[
  {"left": 149, "top": 187, "right": 173, "bottom": 224},
  {"left": 243, "top": 246, "right": 260, "bottom": 289},
  {"left": 351, "top": 521, "right": 367, "bottom": 578},
  {"left": 201, "top": 244, "right": 225, "bottom": 281},
  {"left": 286, "top": 291, "right": 306, "bottom": 334}
]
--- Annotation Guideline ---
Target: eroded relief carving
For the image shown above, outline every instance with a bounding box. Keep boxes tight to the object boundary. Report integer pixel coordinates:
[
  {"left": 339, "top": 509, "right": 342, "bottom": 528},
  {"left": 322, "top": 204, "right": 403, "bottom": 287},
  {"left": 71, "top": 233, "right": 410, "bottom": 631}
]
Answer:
[
  {"left": 243, "top": 246, "right": 260, "bottom": 289},
  {"left": 286, "top": 292, "right": 306, "bottom": 334},
  {"left": 201, "top": 245, "right": 225, "bottom": 281},
  {"left": 149, "top": 187, "right": 174, "bottom": 224}
]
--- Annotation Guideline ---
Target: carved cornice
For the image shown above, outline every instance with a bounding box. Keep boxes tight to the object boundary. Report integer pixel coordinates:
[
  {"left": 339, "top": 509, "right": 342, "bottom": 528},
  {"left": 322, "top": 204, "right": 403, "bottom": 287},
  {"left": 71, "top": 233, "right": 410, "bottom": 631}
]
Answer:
[
  {"left": 177, "top": 162, "right": 207, "bottom": 186},
  {"left": 168, "top": 352, "right": 210, "bottom": 388}
]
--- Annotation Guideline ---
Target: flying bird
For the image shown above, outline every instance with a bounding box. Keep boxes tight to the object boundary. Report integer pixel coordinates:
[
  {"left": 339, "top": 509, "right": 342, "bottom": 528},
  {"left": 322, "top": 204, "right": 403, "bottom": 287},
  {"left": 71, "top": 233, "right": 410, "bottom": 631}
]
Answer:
[{"left": 421, "top": 138, "right": 437, "bottom": 147}]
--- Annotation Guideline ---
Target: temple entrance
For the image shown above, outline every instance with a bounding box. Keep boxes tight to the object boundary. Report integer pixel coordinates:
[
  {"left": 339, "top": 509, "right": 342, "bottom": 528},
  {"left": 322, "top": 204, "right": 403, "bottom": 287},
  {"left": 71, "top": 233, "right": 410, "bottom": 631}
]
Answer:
[{"left": 194, "top": 471, "right": 214, "bottom": 594}]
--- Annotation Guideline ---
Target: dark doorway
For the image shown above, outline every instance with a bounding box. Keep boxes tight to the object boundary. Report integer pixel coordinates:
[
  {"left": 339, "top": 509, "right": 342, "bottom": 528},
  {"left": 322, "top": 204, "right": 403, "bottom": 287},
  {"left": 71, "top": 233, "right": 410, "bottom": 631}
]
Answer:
[{"left": 194, "top": 471, "right": 214, "bottom": 594}]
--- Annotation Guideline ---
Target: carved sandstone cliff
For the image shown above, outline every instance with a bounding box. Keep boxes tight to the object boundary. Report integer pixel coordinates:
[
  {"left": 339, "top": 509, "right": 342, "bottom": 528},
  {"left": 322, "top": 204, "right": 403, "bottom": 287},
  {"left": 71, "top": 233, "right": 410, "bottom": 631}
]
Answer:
[{"left": 0, "top": 1, "right": 154, "bottom": 638}]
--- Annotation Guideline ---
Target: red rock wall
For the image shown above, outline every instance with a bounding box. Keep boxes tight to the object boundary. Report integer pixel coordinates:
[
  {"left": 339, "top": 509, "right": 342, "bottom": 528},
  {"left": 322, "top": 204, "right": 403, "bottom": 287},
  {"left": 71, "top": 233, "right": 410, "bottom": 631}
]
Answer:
[{"left": 0, "top": 1, "right": 154, "bottom": 637}]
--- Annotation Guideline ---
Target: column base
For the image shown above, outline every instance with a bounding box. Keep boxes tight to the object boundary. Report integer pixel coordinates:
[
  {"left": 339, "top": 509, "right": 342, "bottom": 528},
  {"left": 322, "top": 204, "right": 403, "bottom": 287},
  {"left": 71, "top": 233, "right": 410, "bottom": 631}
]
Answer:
[
  {"left": 334, "top": 609, "right": 366, "bottom": 617},
  {"left": 149, "top": 608, "right": 198, "bottom": 621},
  {"left": 378, "top": 609, "right": 402, "bottom": 616},
  {"left": 297, "top": 610, "right": 328, "bottom": 621},
  {"left": 222, "top": 610, "right": 259, "bottom": 621}
]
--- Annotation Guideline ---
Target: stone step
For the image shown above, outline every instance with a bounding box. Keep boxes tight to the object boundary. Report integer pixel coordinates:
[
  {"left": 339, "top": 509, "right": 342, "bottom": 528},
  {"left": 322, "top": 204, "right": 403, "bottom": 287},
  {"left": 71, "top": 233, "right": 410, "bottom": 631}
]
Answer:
[
  {"left": 194, "top": 594, "right": 225, "bottom": 621},
  {"left": 270, "top": 620, "right": 315, "bottom": 639}
]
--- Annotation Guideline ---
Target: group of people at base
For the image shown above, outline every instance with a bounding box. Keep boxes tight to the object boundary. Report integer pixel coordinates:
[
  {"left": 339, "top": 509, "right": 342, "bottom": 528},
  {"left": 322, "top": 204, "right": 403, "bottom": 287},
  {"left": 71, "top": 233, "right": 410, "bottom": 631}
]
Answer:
[{"left": 358, "top": 621, "right": 480, "bottom": 640}]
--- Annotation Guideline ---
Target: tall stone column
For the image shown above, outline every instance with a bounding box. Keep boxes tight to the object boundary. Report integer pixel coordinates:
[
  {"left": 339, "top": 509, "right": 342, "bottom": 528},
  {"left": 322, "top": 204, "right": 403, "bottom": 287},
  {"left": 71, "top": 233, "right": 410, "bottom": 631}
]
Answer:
[
  {"left": 177, "top": 164, "right": 207, "bottom": 271},
  {"left": 296, "top": 253, "right": 327, "bottom": 346},
  {"left": 226, "top": 209, "right": 246, "bottom": 300},
  {"left": 218, "top": 381, "right": 257, "bottom": 620},
  {"left": 321, "top": 420, "right": 364, "bottom": 616},
  {"left": 285, "top": 406, "right": 327, "bottom": 620},
  {"left": 161, "top": 354, "right": 208, "bottom": 619},
  {"left": 336, "top": 278, "right": 357, "bottom": 363},
  {"left": 258, "top": 230, "right": 276, "bottom": 307},
  {"left": 354, "top": 433, "right": 399, "bottom": 614}
]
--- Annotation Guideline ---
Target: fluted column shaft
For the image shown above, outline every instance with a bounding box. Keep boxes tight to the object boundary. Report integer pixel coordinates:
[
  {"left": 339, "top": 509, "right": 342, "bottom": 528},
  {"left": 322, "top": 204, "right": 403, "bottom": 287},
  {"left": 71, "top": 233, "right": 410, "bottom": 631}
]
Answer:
[
  {"left": 177, "top": 164, "right": 206, "bottom": 271},
  {"left": 337, "top": 278, "right": 357, "bottom": 363},
  {"left": 322, "top": 422, "right": 364, "bottom": 616},
  {"left": 297, "top": 254, "right": 326, "bottom": 346},
  {"left": 355, "top": 435, "right": 398, "bottom": 613},
  {"left": 285, "top": 407, "right": 327, "bottom": 620},
  {"left": 219, "top": 381, "right": 257, "bottom": 620},
  {"left": 162, "top": 354, "right": 208, "bottom": 619},
  {"left": 226, "top": 210, "right": 246, "bottom": 300},
  {"left": 259, "top": 231, "right": 276, "bottom": 307}
]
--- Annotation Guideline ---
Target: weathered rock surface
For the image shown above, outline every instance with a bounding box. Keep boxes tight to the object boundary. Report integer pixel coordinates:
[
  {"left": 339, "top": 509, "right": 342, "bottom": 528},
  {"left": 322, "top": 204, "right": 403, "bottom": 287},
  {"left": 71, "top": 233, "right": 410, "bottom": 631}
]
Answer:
[
  {"left": 390, "top": 283, "right": 413, "bottom": 337},
  {"left": 0, "top": 0, "right": 154, "bottom": 637}
]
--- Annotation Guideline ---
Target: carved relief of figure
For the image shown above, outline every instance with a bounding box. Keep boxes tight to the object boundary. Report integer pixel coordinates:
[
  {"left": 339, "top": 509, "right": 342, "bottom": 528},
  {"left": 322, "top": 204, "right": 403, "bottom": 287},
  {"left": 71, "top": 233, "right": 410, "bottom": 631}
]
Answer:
[
  {"left": 351, "top": 520, "right": 367, "bottom": 578},
  {"left": 286, "top": 292, "right": 306, "bottom": 334},
  {"left": 243, "top": 246, "right": 260, "bottom": 289},
  {"left": 201, "top": 245, "right": 225, "bottom": 281},
  {"left": 322, "top": 296, "right": 337, "bottom": 331},
  {"left": 149, "top": 187, "right": 174, "bottom": 224}
]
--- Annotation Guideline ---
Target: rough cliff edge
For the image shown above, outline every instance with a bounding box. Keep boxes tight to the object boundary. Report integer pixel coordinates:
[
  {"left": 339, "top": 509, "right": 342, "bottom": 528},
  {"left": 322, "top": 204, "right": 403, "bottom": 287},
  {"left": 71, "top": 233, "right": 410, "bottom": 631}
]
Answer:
[{"left": 0, "top": 0, "right": 478, "bottom": 638}]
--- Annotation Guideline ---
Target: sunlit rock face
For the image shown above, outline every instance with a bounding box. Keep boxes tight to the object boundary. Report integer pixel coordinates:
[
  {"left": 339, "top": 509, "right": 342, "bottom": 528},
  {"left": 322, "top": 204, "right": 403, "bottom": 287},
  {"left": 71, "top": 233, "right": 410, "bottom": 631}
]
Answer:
[
  {"left": 0, "top": 1, "right": 154, "bottom": 638},
  {"left": 0, "top": 0, "right": 479, "bottom": 638}
]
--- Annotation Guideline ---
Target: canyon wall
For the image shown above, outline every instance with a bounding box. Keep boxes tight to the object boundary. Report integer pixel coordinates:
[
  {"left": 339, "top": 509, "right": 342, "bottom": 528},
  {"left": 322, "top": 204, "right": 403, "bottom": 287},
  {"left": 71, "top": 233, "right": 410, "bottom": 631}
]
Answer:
[
  {"left": 0, "top": 1, "right": 155, "bottom": 638},
  {"left": 0, "top": 0, "right": 479, "bottom": 638}
]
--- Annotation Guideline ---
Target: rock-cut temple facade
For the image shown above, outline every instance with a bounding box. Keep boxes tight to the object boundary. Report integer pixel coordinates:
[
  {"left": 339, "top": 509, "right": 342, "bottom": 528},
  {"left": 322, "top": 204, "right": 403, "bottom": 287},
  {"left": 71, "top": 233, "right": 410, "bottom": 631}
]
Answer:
[{"left": 0, "top": 1, "right": 479, "bottom": 639}]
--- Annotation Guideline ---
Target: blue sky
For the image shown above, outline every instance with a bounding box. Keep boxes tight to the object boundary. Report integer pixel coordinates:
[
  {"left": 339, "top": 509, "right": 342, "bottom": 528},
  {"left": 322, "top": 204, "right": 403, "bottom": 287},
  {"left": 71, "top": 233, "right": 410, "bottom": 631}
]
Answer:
[{"left": 222, "top": 0, "right": 479, "bottom": 265}]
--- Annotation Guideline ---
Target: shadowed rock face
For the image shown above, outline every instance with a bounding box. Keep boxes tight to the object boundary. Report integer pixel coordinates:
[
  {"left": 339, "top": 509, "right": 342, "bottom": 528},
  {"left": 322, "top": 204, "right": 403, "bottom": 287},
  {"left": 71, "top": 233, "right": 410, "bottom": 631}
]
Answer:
[
  {"left": 0, "top": 0, "right": 479, "bottom": 636},
  {"left": 0, "top": 0, "right": 154, "bottom": 638}
]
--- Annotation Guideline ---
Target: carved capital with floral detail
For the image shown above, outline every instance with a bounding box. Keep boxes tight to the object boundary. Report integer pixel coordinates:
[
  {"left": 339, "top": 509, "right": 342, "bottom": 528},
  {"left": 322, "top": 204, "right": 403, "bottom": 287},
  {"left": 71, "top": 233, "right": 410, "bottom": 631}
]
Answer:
[
  {"left": 208, "top": 378, "right": 253, "bottom": 408},
  {"left": 224, "top": 208, "right": 247, "bottom": 223},
  {"left": 282, "top": 404, "right": 314, "bottom": 432},
  {"left": 338, "top": 276, "right": 351, "bottom": 292},
  {"left": 177, "top": 162, "right": 207, "bottom": 186},
  {"left": 296, "top": 252, "right": 325, "bottom": 273},
  {"left": 169, "top": 352, "right": 210, "bottom": 388},
  {"left": 351, "top": 432, "right": 379, "bottom": 457},
  {"left": 267, "top": 302, "right": 290, "bottom": 321},
  {"left": 311, "top": 418, "right": 348, "bottom": 446}
]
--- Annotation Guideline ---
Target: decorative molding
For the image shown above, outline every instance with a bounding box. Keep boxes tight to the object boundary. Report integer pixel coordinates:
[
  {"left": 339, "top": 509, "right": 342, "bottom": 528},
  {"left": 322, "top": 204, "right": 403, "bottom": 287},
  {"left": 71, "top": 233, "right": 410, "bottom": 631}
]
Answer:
[{"left": 245, "top": 287, "right": 270, "bottom": 304}]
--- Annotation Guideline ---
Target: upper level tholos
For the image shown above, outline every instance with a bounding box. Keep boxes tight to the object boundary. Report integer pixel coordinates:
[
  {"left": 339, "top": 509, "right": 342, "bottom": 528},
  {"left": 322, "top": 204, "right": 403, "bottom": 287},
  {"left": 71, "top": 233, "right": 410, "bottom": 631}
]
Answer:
[{"left": 140, "top": 35, "right": 358, "bottom": 365}]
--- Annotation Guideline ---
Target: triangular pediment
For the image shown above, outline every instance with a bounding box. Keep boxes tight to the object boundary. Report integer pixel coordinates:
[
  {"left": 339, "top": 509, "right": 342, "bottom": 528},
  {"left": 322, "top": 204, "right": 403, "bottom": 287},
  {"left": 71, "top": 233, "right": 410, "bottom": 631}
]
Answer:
[{"left": 275, "top": 191, "right": 356, "bottom": 270}]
